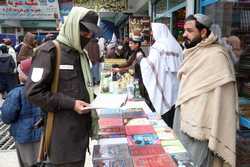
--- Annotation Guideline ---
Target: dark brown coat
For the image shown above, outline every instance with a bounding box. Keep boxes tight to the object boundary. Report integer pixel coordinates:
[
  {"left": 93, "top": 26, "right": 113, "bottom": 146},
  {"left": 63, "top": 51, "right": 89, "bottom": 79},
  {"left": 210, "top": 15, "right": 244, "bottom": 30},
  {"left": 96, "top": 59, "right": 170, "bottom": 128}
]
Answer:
[{"left": 25, "top": 41, "right": 91, "bottom": 164}]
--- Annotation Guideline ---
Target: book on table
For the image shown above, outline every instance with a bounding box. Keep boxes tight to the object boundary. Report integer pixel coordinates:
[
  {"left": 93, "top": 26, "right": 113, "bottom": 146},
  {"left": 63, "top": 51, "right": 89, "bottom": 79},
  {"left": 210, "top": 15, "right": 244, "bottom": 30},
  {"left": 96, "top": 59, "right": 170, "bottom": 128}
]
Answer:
[
  {"left": 98, "top": 137, "right": 128, "bottom": 145},
  {"left": 99, "top": 117, "right": 123, "bottom": 128},
  {"left": 132, "top": 154, "right": 177, "bottom": 167},
  {"left": 93, "top": 158, "right": 134, "bottom": 167},
  {"left": 93, "top": 144, "right": 130, "bottom": 160},
  {"left": 99, "top": 126, "right": 125, "bottom": 136},
  {"left": 129, "top": 144, "right": 165, "bottom": 156},
  {"left": 125, "top": 125, "right": 156, "bottom": 136},
  {"left": 127, "top": 134, "right": 160, "bottom": 146},
  {"left": 98, "top": 108, "right": 124, "bottom": 118},
  {"left": 123, "top": 118, "right": 151, "bottom": 126}
]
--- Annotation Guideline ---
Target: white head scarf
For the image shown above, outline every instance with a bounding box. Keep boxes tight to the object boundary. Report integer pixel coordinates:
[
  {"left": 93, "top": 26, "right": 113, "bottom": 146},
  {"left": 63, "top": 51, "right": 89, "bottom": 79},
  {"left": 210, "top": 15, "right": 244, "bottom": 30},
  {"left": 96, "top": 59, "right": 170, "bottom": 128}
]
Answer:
[
  {"left": 151, "top": 23, "right": 183, "bottom": 72},
  {"left": 152, "top": 23, "right": 182, "bottom": 54},
  {"left": 140, "top": 23, "right": 183, "bottom": 115}
]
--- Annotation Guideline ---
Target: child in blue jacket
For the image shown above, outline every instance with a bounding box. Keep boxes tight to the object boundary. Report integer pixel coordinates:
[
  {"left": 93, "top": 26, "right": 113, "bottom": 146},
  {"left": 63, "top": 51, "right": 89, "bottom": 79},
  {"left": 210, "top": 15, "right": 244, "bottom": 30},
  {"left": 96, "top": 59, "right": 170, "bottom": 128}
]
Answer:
[{"left": 1, "top": 58, "right": 42, "bottom": 167}]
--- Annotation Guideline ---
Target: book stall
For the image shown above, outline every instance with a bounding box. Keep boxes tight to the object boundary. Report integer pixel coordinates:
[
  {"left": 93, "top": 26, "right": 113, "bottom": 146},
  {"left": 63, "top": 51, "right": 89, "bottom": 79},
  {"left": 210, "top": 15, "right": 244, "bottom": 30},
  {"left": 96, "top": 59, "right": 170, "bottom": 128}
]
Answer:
[{"left": 90, "top": 59, "right": 193, "bottom": 167}]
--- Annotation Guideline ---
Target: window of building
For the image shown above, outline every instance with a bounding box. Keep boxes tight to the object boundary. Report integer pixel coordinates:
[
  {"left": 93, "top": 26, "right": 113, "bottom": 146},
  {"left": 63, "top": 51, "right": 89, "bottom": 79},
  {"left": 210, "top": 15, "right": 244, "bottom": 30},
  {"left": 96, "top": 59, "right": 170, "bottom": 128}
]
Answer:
[
  {"left": 155, "top": 0, "right": 168, "bottom": 15},
  {"left": 168, "top": 0, "right": 185, "bottom": 9},
  {"left": 2, "top": 27, "right": 15, "bottom": 34}
]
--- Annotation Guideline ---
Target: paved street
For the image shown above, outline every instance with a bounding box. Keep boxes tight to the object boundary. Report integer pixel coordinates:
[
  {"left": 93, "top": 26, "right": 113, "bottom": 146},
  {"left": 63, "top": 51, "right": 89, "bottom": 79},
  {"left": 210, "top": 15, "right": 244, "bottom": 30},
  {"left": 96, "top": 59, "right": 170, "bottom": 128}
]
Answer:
[
  {"left": 0, "top": 143, "right": 95, "bottom": 167},
  {"left": 0, "top": 150, "right": 18, "bottom": 167}
]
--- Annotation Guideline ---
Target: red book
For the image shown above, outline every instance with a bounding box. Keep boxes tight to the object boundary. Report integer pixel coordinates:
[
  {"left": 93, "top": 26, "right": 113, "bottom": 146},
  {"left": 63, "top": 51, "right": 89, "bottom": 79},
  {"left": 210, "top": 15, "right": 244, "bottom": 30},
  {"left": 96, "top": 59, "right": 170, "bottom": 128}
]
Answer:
[
  {"left": 132, "top": 154, "right": 177, "bottom": 167},
  {"left": 99, "top": 126, "right": 125, "bottom": 136},
  {"left": 129, "top": 144, "right": 165, "bottom": 156},
  {"left": 125, "top": 125, "right": 155, "bottom": 135},
  {"left": 99, "top": 118, "right": 123, "bottom": 128}
]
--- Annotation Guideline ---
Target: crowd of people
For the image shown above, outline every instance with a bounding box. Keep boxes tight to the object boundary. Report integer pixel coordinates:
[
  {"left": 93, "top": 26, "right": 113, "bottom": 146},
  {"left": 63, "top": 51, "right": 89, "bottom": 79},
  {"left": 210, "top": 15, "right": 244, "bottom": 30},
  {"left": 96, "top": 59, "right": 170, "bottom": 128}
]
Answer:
[{"left": 0, "top": 6, "right": 241, "bottom": 167}]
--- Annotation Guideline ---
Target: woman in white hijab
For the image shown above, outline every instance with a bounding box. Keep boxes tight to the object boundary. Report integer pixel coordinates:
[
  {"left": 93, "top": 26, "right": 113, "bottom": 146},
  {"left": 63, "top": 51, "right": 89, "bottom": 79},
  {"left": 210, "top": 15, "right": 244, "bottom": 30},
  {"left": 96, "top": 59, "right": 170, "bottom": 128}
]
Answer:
[{"left": 140, "top": 23, "right": 183, "bottom": 127}]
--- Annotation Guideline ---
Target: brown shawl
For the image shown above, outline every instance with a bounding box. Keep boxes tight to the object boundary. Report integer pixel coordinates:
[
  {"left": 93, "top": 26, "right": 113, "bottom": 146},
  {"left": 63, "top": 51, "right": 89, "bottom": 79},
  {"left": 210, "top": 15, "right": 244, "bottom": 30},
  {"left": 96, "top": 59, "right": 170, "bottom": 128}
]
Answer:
[
  {"left": 17, "top": 32, "right": 36, "bottom": 63},
  {"left": 176, "top": 32, "right": 238, "bottom": 166}
]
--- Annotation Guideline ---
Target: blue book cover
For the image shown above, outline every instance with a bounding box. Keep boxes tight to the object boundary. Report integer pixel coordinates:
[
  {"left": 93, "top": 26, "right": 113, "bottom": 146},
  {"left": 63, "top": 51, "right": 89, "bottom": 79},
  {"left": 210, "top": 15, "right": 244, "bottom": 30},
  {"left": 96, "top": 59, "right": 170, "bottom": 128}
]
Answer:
[{"left": 128, "top": 134, "right": 160, "bottom": 146}]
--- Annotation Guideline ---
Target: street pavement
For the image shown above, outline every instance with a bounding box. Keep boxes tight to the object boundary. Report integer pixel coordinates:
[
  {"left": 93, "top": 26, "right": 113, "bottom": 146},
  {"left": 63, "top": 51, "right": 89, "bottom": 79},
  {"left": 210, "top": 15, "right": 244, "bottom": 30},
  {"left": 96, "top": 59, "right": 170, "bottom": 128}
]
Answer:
[{"left": 0, "top": 142, "right": 95, "bottom": 167}]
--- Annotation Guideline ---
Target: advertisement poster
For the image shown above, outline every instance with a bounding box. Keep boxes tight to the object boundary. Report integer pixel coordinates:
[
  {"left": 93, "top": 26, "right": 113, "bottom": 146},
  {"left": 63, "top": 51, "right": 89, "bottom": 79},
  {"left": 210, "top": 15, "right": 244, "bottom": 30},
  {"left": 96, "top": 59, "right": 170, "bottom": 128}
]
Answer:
[
  {"left": 129, "top": 16, "right": 151, "bottom": 46},
  {"left": 0, "top": 0, "right": 60, "bottom": 20}
]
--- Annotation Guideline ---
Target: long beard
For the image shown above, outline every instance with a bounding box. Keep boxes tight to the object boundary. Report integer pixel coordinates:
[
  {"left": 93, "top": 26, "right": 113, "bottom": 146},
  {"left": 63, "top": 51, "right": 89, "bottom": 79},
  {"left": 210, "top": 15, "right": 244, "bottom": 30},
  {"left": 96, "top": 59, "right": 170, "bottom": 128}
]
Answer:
[
  {"left": 184, "top": 36, "right": 202, "bottom": 49},
  {"left": 81, "top": 37, "right": 90, "bottom": 49}
]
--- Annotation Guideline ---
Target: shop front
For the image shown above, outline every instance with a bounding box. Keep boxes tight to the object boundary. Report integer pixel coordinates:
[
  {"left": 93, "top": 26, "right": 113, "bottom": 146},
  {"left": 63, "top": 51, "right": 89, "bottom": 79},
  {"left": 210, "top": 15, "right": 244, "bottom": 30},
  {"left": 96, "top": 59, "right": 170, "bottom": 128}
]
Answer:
[
  {"left": 199, "top": 0, "right": 250, "bottom": 166},
  {"left": 154, "top": 0, "right": 186, "bottom": 43}
]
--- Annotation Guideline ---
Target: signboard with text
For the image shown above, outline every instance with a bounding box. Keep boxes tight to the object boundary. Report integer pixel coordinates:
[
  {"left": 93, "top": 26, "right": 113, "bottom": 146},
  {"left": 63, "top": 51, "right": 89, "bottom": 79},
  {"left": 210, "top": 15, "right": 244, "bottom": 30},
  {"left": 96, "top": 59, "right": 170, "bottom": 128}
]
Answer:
[
  {"left": 129, "top": 16, "right": 151, "bottom": 46},
  {"left": 0, "top": 0, "right": 60, "bottom": 20}
]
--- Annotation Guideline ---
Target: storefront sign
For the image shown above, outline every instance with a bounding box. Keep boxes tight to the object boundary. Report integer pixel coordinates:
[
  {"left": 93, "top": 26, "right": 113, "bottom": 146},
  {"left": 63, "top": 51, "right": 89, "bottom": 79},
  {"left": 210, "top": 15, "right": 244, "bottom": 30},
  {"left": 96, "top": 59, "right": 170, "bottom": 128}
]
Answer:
[
  {"left": 75, "top": 0, "right": 128, "bottom": 12},
  {"left": 129, "top": 16, "right": 151, "bottom": 46},
  {"left": 0, "top": 0, "right": 60, "bottom": 20}
]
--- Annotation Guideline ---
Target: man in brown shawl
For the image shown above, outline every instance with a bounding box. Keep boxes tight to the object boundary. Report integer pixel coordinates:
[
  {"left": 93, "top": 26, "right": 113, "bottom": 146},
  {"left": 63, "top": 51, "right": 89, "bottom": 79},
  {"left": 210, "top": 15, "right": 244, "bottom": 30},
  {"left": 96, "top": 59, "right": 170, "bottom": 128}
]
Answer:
[{"left": 174, "top": 14, "right": 238, "bottom": 167}]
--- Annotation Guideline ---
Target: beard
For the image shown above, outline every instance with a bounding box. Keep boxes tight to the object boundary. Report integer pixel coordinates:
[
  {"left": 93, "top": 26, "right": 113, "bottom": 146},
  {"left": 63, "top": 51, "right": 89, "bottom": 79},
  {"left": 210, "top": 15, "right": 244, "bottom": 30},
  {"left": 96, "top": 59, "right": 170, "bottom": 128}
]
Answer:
[
  {"left": 81, "top": 37, "right": 91, "bottom": 49},
  {"left": 184, "top": 35, "right": 202, "bottom": 49}
]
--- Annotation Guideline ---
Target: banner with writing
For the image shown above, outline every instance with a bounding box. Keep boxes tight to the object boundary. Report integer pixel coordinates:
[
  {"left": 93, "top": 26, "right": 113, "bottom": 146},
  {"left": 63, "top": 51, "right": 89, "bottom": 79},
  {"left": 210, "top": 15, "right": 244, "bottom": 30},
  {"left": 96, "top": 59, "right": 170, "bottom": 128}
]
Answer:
[
  {"left": 129, "top": 16, "right": 151, "bottom": 46},
  {"left": 0, "top": 0, "right": 60, "bottom": 20}
]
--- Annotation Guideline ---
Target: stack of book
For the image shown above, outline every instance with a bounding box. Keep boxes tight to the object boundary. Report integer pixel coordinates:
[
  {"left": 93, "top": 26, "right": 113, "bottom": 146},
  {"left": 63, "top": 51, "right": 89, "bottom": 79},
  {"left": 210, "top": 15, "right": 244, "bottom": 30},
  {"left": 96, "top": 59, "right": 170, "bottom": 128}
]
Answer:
[
  {"left": 93, "top": 107, "right": 179, "bottom": 167},
  {"left": 98, "top": 109, "right": 126, "bottom": 138}
]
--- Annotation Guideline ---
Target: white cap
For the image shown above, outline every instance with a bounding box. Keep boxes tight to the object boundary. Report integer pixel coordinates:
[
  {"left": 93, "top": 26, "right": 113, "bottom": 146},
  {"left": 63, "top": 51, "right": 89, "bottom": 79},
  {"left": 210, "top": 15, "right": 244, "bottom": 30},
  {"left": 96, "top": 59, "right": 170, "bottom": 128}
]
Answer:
[{"left": 194, "top": 13, "right": 212, "bottom": 28}]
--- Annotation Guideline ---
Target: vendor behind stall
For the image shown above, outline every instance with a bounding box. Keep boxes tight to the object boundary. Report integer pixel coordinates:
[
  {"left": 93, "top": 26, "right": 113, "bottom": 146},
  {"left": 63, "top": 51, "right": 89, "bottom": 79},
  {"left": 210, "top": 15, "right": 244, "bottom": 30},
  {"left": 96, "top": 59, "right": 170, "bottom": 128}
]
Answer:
[{"left": 112, "top": 35, "right": 155, "bottom": 112}]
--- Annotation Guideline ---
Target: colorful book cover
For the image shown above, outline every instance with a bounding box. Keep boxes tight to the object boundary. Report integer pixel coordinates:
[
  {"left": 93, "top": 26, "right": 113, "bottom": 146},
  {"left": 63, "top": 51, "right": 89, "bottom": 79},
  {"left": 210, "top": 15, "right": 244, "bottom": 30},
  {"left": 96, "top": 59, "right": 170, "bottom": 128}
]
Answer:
[
  {"left": 129, "top": 144, "right": 165, "bottom": 156},
  {"left": 99, "top": 134, "right": 126, "bottom": 139},
  {"left": 132, "top": 154, "right": 177, "bottom": 167},
  {"left": 125, "top": 125, "right": 155, "bottom": 135},
  {"left": 161, "top": 140, "right": 184, "bottom": 147},
  {"left": 163, "top": 146, "right": 187, "bottom": 154},
  {"left": 154, "top": 127, "right": 172, "bottom": 134},
  {"left": 123, "top": 118, "right": 150, "bottom": 126},
  {"left": 161, "top": 140, "right": 186, "bottom": 154},
  {"left": 93, "top": 158, "right": 134, "bottom": 167},
  {"left": 99, "top": 126, "right": 125, "bottom": 136},
  {"left": 156, "top": 131, "right": 176, "bottom": 140},
  {"left": 99, "top": 118, "right": 123, "bottom": 128},
  {"left": 123, "top": 111, "right": 147, "bottom": 119},
  {"left": 127, "top": 134, "right": 160, "bottom": 146},
  {"left": 93, "top": 144, "right": 130, "bottom": 160},
  {"left": 98, "top": 137, "right": 128, "bottom": 145}
]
